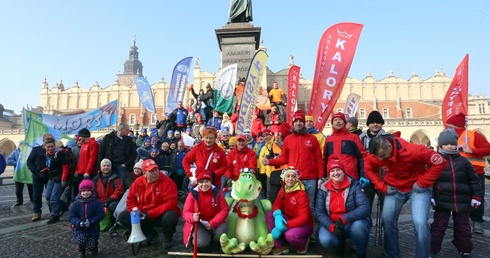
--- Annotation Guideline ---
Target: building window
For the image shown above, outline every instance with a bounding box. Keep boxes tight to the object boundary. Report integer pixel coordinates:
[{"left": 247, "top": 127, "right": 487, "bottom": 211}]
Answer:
[
  {"left": 406, "top": 108, "right": 412, "bottom": 118},
  {"left": 337, "top": 108, "right": 342, "bottom": 113},
  {"left": 129, "top": 114, "right": 136, "bottom": 125},
  {"left": 151, "top": 114, "right": 157, "bottom": 124},
  {"left": 383, "top": 108, "right": 389, "bottom": 118},
  {"left": 478, "top": 103, "right": 486, "bottom": 114},
  {"left": 360, "top": 109, "right": 366, "bottom": 119}
]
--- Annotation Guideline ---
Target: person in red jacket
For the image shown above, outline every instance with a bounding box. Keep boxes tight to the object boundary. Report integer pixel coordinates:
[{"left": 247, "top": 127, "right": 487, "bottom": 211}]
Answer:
[
  {"left": 225, "top": 134, "right": 257, "bottom": 194},
  {"left": 445, "top": 113, "right": 490, "bottom": 234},
  {"left": 323, "top": 112, "right": 367, "bottom": 182},
  {"left": 118, "top": 159, "right": 180, "bottom": 250},
  {"left": 365, "top": 135, "right": 447, "bottom": 258},
  {"left": 76, "top": 128, "right": 99, "bottom": 179},
  {"left": 182, "top": 167, "right": 229, "bottom": 253},
  {"left": 182, "top": 127, "right": 228, "bottom": 188},
  {"left": 266, "top": 167, "right": 313, "bottom": 255},
  {"left": 92, "top": 159, "right": 124, "bottom": 214},
  {"left": 262, "top": 110, "right": 323, "bottom": 212}
]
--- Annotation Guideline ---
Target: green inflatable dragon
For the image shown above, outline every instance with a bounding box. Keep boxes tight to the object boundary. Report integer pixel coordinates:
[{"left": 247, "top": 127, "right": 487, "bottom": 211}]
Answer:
[{"left": 220, "top": 170, "right": 274, "bottom": 255}]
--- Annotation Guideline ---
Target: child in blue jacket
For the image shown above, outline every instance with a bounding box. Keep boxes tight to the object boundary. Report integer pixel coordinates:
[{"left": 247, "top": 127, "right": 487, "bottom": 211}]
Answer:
[{"left": 69, "top": 177, "right": 104, "bottom": 258}]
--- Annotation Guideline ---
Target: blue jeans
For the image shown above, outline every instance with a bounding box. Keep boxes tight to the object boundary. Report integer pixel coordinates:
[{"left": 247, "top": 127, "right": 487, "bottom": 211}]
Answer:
[
  {"left": 301, "top": 179, "right": 317, "bottom": 213},
  {"left": 382, "top": 187, "right": 432, "bottom": 258},
  {"left": 318, "top": 218, "right": 371, "bottom": 254},
  {"left": 45, "top": 180, "right": 63, "bottom": 216},
  {"left": 32, "top": 175, "right": 47, "bottom": 213},
  {"left": 114, "top": 164, "right": 129, "bottom": 189}
]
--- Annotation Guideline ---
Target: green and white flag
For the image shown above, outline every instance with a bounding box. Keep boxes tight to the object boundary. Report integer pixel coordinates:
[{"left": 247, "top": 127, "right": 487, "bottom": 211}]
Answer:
[
  {"left": 13, "top": 119, "right": 66, "bottom": 184},
  {"left": 213, "top": 64, "right": 238, "bottom": 114}
]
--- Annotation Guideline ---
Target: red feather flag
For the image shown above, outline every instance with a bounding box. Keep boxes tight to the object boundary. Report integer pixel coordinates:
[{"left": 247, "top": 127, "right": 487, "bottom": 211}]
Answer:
[
  {"left": 308, "top": 22, "right": 363, "bottom": 131},
  {"left": 441, "top": 54, "right": 469, "bottom": 128}
]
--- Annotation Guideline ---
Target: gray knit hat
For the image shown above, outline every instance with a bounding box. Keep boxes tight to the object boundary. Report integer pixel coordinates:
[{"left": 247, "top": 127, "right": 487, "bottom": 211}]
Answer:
[{"left": 438, "top": 129, "right": 458, "bottom": 147}]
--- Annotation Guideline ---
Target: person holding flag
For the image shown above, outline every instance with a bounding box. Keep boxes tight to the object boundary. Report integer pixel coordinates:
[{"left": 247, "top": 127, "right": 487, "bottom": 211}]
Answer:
[{"left": 445, "top": 113, "right": 490, "bottom": 234}]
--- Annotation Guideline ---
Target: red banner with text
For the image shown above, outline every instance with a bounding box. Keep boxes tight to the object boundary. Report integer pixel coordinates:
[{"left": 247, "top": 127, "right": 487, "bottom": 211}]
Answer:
[
  {"left": 442, "top": 54, "right": 469, "bottom": 128},
  {"left": 308, "top": 22, "right": 363, "bottom": 131},
  {"left": 287, "top": 65, "right": 301, "bottom": 124}
]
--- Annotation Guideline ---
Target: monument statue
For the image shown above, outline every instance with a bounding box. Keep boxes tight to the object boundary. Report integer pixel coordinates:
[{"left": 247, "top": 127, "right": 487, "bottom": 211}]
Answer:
[{"left": 228, "top": 0, "right": 253, "bottom": 23}]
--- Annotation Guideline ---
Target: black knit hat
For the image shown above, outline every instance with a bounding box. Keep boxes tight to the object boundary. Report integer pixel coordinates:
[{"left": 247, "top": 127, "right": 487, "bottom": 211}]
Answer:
[
  {"left": 438, "top": 129, "right": 458, "bottom": 147},
  {"left": 366, "top": 111, "right": 384, "bottom": 125},
  {"left": 78, "top": 128, "right": 91, "bottom": 137}
]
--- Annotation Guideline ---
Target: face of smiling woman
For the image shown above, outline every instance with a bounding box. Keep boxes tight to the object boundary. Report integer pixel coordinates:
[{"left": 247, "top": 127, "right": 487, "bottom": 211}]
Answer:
[
  {"left": 283, "top": 171, "right": 298, "bottom": 187},
  {"left": 329, "top": 167, "right": 345, "bottom": 183}
]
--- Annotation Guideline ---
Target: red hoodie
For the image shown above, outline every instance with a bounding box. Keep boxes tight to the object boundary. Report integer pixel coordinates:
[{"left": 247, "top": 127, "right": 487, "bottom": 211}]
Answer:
[{"left": 182, "top": 141, "right": 228, "bottom": 188}]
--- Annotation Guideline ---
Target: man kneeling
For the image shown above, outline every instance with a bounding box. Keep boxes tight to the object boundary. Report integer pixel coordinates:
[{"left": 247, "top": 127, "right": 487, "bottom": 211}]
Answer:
[{"left": 119, "top": 159, "right": 180, "bottom": 250}]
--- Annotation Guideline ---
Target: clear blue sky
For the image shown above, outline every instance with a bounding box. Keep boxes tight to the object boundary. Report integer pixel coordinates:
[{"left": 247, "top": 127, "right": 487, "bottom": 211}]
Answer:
[{"left": 1, "top": 0, "right": 488, "bottom": 114}]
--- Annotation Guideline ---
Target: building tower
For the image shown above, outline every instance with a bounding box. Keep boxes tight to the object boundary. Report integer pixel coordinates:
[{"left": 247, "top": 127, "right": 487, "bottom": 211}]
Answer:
[{"left": 117, "top": 36, "right": 144, "bottom": 87}]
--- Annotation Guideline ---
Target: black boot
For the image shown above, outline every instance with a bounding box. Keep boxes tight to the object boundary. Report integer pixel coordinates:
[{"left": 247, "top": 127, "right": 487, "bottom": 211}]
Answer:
[
  {"left": 46, "top": 215, "right": 60, "bottom": 224},
  {"left": 356, "top": 254, "right": 367, "bottom": 258}
]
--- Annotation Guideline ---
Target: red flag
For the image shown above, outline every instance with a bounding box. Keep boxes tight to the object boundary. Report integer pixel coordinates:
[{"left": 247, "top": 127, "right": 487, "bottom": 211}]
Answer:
[
  {"left": 308, "top": 22, "right": 363, "bottom": 131},
  {"left": 287, "top": 65, "right": 301, "bottom": 124},
  {"left": 442, "top": 54, "right": 469, "bottom": 128}
]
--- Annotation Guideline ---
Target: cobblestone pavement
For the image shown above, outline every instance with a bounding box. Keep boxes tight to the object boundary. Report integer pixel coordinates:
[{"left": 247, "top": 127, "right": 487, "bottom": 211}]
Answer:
[{"left": 0, "top": 182, "right": 489, "bottom": 258}]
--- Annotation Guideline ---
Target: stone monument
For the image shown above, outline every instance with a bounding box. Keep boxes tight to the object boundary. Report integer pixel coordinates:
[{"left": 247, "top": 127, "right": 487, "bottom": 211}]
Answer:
[{"left": 216, "top": 0, "right": 261, "bottom": 80}]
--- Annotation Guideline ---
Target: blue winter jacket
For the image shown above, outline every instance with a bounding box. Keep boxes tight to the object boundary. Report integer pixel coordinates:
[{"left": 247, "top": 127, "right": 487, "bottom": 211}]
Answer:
[
  {"left": 69, "top": 193, "right": 104, "bottom": 238},
  {"left": 315, "top": 176, "right": 370, "bottom": 230}
]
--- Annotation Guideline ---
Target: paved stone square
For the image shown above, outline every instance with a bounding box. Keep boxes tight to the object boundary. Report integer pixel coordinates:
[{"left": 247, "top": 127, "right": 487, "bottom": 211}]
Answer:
[{"left": 0, "top": 182, "right": 489, "bottom": 257}]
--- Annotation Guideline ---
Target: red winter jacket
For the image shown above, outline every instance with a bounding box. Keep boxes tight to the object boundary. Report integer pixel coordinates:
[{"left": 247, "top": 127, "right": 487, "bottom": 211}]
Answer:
[
  {"left": 182, "top": 142, "right": 228, "bottom": 188},
  {"left": 77, "top": 138, "right": 99, "bottom": 175},
  {"left": 323, "top": 127, "right": 367, "bottom": 180},
  {"left": 182, "top": 186, "right": 229, "bottom": 247},
  {"left": 226, "top": 147, "right": 258, "bottom": 180},
  {"left": 93, "top": 172, "right": 125, "bottom": 204},
  {"left": 273, "top": 184, "right": 314, "bottom": 229},
  {"left": 365, "top": 137, "right": 446, "bottom": 194},
  {"left": 268, "top": 130, "right": 323, "bottom": 180},
  {"left": 126, "top": 172, "right": 181, "bottom": 220}
]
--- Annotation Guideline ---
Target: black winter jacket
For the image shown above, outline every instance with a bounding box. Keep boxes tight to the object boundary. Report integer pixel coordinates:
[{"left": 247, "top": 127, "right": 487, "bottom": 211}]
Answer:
[
  {"left": 432, "top": 153, "right": 483, "bottom": 213},
  {"left": 97, "top": 131, "right": 137, "bottom": 170}
]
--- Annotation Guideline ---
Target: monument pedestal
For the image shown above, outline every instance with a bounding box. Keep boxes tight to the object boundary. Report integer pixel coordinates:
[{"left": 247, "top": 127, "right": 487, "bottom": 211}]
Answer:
[{"left": 216, "top": 23, "right": 261, "bottom": 80}]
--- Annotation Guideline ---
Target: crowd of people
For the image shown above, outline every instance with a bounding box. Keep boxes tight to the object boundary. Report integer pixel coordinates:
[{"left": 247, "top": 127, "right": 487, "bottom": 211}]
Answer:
[{"left": 5, "top": 82, "right": 490, "bottom": 257}]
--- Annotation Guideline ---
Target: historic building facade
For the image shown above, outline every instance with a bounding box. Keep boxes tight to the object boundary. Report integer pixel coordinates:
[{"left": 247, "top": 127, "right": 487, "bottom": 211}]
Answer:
[{"left": 1, "top": 40, "right": 489, "bottom": 158}]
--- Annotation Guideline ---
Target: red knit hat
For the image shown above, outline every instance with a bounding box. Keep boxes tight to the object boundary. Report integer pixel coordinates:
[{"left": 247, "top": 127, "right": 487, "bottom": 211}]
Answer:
[
  {"left": 327, "top": 155, "right": 345, "bottom": 172},
  {"left": 195, "top": 167, "right": 212, "bottom": 181},
  {"left": 446, "top": 113, "right": 466, "bottom": 128},
  {"left": 331, "top": 112, "right": 347, "bottom": 124},
  {"left": 293, "top": 110, "right": 306, "bottom": 123}
]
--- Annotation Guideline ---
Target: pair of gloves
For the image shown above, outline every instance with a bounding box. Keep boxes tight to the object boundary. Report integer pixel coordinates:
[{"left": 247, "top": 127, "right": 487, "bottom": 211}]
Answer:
[
  {"left": 328, "top": 219, "right": 347, "bottom": 239},
  {"left": 271, "top": 210, "right": 288, "bottom": 240},
  {"left": 79, "top": 219, "right": 91, "bottom": 228},
  {"left": 431, "top": 198, "right": 481, "bottom": 208}
]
